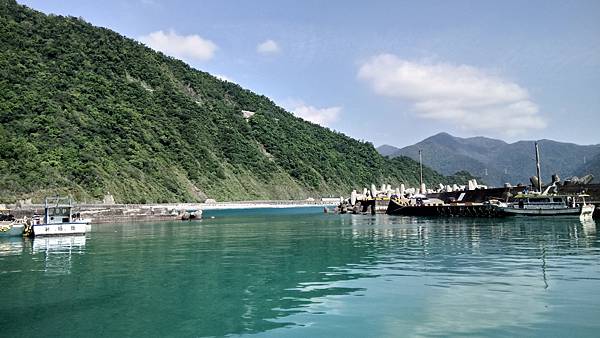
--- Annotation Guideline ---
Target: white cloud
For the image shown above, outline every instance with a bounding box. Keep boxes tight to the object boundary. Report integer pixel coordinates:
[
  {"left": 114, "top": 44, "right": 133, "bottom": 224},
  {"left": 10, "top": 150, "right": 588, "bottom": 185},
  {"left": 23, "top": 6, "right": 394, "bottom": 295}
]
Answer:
[
  {"left": 256, "top": 39, "right": 281, "bottom": 55},
  {"left": 283, "top": 99, "right": 341, "bottom": 127},
  {"left": 139, "top": 29, "right": 217, "bottom": 61},
  {"left": 358, "top": 54, "right": 547, "bottom": 135}
]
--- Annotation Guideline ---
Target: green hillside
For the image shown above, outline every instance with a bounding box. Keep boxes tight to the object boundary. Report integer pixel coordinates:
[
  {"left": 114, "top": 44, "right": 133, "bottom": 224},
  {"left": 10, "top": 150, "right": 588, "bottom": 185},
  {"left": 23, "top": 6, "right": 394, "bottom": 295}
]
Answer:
[{"left": 0, "top": 0, "right": 449, "bottom": 203}]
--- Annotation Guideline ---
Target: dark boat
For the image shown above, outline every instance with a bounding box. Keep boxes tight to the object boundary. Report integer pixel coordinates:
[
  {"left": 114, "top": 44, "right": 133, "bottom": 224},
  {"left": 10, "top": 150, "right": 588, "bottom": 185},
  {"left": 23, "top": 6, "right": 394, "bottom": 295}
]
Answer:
[
  {"left": 386, "top": 142, "right": 600, "bottom": 218},
  {"left": 386, "top": 198, "right": 507, "bottom": 218}
]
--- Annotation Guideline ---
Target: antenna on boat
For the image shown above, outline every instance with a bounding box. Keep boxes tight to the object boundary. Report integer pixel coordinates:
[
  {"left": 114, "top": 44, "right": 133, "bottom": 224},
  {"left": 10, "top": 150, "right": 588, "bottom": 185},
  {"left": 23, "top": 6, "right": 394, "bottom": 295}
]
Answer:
[
  {"left": 419, "top": 149, "right": 423, "bottom": 191},
  {"left": 535, "top": 141, "right": 542, "bottom": 192}
]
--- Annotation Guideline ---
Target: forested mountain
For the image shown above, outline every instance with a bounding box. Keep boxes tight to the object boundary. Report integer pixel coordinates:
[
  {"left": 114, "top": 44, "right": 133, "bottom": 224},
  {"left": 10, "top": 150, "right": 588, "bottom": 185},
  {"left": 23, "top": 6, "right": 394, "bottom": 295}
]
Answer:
[
  {"left": 0, "top": 0, "right": 452, "bottom": 203},
  {"left": 379, "top": 133, "right": 600, "bottom": 187},
  {"left": 575, "top": 153, "right": 600, "bottom": 182}
]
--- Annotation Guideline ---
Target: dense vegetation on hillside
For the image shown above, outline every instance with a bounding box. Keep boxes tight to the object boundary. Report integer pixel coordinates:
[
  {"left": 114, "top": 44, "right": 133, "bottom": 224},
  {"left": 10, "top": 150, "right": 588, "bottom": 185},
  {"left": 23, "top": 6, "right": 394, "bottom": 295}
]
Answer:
[
  {"left": 0, "top": 1, "right": 457, "bottom": 203},
  {"left": 381, "top": 133, "right": 600, "bottom": 187}
]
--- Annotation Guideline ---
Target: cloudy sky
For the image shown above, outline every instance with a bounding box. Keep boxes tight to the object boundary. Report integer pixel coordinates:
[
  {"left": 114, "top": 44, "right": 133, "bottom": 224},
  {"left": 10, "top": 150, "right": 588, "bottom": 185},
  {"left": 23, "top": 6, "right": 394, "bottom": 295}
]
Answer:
[{"left": 20, "top": 0, "right": 600, "bottom": 147}]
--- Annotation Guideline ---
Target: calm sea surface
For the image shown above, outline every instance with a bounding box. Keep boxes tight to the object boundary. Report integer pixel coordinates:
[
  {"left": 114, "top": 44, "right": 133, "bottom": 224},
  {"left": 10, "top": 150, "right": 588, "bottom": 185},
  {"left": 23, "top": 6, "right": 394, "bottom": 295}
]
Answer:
[{"left": 1, "top": 208, "right": 599, "bottom": 337}]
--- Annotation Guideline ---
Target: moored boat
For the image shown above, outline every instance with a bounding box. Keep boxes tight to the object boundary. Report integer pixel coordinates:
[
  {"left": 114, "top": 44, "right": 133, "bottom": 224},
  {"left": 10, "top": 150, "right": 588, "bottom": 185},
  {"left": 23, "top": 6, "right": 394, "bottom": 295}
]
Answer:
[
  {"left": 31, "top": 197, "right": 90, "bottom": 236},
  {"left": 498, "top": 194, "right": 595, "bottom": 219},
  {"left": 497, "top": 142, "right": 596, "bottom": 219},
  {"left": 0, "top": 209, "right": 26, "bottom": 237},
  {"left": 0, "top": 221, "right": 25, "bottom": 237}
]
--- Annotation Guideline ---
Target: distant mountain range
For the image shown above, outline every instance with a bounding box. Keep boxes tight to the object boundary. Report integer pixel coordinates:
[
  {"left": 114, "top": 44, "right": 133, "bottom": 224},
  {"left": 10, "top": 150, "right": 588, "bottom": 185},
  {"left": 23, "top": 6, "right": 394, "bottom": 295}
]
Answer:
[
  {"left": 576, "top": 152, "right": 600, "bottom": 180},
  {"left": 378, "top": 133, "right": 600, "bottom": 187}
]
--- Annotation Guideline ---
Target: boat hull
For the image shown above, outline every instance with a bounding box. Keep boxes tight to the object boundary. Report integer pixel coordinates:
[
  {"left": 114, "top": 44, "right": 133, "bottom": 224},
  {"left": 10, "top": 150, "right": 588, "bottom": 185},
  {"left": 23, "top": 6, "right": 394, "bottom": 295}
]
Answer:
[
  {"left": 386, "top": 200, "right": 507, "bottom": 218},
  {"left": 33, "top": 223, "right": 86, "bottom": 236},
  {"left": 0, "top": 222, "right": 25, "bottom": 237},
  {"left": 500, "top": 204, "right": 595, "bottom": 217}
]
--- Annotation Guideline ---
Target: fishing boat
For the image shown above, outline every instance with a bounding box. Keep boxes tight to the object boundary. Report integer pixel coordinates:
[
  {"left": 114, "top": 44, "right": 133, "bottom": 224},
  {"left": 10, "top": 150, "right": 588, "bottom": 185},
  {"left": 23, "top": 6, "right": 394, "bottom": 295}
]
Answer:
[
  {"left": 31, "top": 197, "right": 91, "bottom": 236},
  {"left": 498, "top": 194, "right": 595, "bottom": 218},
  {"left": 0, "top": 208, "right": 25, "bottom": 237},
  {"left": 497, "top": 142, "right": 595, "bottom": 219}
]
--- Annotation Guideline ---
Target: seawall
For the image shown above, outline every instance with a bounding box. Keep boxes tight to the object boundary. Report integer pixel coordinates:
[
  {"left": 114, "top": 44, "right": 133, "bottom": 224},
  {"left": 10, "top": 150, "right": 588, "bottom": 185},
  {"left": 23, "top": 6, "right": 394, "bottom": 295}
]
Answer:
[{"left": 9, "top": 200, "right": 337, "bottom": 224}]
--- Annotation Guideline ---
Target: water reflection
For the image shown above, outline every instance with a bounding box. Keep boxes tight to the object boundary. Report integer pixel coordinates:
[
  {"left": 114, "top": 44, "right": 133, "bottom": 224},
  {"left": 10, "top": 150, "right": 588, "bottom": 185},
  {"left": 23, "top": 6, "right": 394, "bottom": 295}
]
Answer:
[
  {"left": 0, "top": 212, "right": 599, "bottom": 337},
  {"left": 267, "top": 215, "right": 600, "bottom": 337},
  {"left": 581, "top": 217, "right": 596, "bottom": 235},
  {"left": 32, "top": 235, "right": 86, "bottom": 275},
  {"left": 0, "top": 237, "right": 24, "bottom": 257}
]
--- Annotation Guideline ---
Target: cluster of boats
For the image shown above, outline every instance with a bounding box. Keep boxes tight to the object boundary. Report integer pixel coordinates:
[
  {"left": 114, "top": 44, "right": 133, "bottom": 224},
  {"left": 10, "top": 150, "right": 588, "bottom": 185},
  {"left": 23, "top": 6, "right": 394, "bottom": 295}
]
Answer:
[
  {"left": 0, "top": 196, "right": 91, "bottom": 238},
  {"left": 386, "top": 142, "right": 596, "bottom": 219},
  {"left": 386, "top": 191, "right": 595, "bottom": 219}
]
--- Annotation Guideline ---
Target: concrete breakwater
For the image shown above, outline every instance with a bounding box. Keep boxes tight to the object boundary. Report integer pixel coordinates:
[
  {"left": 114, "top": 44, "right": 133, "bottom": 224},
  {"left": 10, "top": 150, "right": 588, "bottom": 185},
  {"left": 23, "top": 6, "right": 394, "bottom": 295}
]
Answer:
[
  {"left": 337, "top": 183, "right": 600, "bottom": 218},
  {"left": 9, "top": 200, "right": 338, "bottom": 224}
]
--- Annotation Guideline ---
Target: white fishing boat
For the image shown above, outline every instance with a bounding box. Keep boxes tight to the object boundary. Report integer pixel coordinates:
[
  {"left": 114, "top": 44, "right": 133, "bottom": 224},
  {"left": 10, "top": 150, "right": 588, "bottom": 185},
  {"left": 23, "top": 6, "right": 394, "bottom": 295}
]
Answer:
[
  {"left": 32, "top": 197, "right": 91, "bottom": 236},
  {"left": 497, "top": 142, "right": 595, "bottom": 219},
  {"left": 499, "top": 194, "right": 595, "bottom": 219}
]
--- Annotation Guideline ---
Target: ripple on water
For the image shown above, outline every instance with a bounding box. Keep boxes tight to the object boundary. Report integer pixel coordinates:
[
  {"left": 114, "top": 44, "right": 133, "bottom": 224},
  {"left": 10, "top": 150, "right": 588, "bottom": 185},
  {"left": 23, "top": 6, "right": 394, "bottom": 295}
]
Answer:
[{"left": 0, "top": 212, "right": 599, "bottom": 337}]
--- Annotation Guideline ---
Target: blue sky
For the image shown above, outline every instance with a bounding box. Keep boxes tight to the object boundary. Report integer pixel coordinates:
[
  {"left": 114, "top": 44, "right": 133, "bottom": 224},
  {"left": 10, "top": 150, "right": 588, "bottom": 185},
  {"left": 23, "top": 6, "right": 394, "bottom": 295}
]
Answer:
[{"left": 20, "top": 0, "right": 600, "bottom": 147}]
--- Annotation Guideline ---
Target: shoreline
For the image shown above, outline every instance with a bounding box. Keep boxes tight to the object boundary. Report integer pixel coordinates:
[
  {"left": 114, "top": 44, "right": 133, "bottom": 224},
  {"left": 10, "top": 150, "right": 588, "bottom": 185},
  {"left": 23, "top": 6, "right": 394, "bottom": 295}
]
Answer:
[{"left": 9, "top": 200, "right": 339, "bottom": 224}]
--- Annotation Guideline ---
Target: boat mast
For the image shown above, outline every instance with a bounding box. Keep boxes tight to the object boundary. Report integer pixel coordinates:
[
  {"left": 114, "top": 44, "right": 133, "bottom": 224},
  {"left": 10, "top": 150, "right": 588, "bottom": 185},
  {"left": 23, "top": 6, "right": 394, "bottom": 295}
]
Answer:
[
  {"left": 419, "top": 149, "right": 423, "bottom": 192},
  {"left": 535, "top": 142, "right": 542, "bottom": 192}
]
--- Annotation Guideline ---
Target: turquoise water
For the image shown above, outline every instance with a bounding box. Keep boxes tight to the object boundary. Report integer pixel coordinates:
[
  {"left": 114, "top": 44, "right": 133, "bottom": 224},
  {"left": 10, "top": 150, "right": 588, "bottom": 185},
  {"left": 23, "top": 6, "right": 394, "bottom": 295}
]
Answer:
[{"left": 1, "top": 208, "right": 599, "bottom": 337}]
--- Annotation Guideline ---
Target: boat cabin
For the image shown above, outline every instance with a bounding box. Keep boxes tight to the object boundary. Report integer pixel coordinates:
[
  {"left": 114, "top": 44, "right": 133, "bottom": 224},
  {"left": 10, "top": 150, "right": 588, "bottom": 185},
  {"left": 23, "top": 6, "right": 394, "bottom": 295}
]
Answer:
[
  {"left": 31, "top": 196, "right": 88, "bottom": 236},
  {"left": 44, "top": 197, "right": 74, "bottom": 224},
  {"left": 512, "top": 194, "right": 580, "bottom": 209}
]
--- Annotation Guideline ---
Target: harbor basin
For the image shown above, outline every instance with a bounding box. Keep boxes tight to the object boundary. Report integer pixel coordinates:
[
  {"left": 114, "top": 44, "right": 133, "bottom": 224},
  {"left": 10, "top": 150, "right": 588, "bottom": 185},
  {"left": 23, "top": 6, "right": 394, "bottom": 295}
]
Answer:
[{"left": 1, "top": 207, "right": 599, "bottom": 337}]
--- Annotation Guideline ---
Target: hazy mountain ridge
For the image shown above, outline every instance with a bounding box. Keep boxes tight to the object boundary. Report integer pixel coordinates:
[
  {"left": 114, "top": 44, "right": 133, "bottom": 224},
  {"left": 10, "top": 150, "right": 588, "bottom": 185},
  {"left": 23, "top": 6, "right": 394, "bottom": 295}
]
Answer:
[
  {"left": 378, "top": 133, "right": 600, "bottom": 186},
  {"left": 575, "top": 152, "right": 600, "bottom": 180}
]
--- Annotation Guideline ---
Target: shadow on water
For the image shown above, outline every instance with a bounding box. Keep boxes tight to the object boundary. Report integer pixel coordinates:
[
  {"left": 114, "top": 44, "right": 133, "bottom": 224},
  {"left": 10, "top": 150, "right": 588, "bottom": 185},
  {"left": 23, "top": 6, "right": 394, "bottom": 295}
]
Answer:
[{"left": 0, "top": 210, "right": 599, "bottom": 337}]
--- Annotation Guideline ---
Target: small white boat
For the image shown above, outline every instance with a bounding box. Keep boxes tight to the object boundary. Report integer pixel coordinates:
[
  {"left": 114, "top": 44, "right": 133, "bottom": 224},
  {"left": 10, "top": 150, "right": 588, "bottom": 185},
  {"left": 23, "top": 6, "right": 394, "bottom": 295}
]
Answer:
[{"left": 32, "top": 197, "right": 90, "bottom": 236}]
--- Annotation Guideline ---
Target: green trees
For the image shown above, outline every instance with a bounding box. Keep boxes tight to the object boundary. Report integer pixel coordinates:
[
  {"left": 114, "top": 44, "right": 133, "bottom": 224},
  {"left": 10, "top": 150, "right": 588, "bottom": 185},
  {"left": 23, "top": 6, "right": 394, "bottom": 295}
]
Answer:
[{"left": 0, "top": 0, "right": 451, "bottom": 203}]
